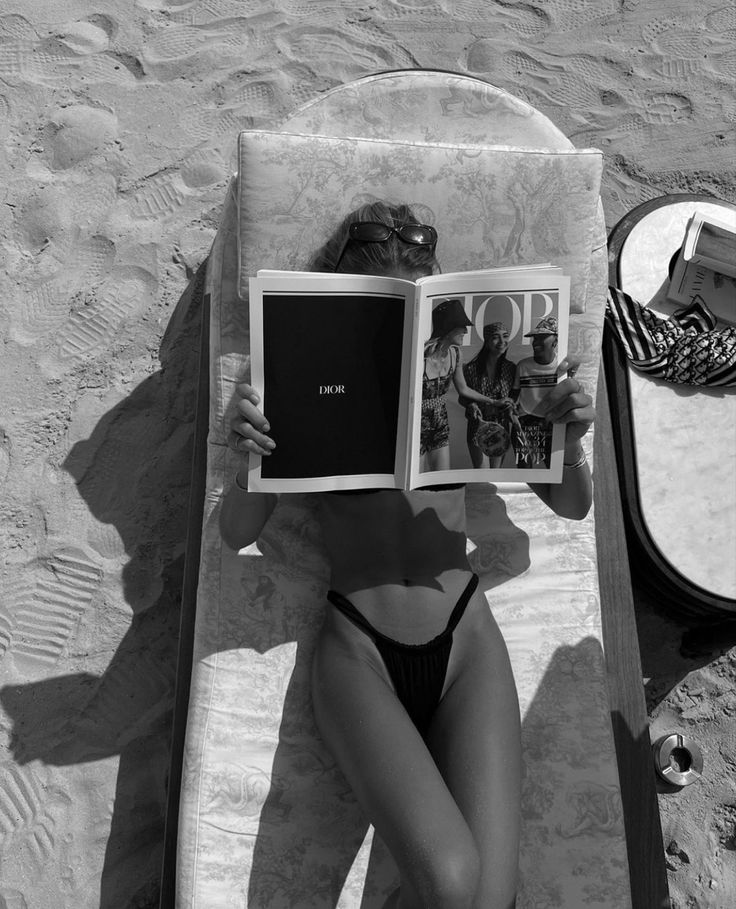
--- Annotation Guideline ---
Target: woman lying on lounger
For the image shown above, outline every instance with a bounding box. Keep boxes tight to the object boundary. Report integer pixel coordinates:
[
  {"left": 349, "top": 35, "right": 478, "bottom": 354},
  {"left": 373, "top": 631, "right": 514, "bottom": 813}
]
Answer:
[{"left": 220, "top": 201, "right": 594, "bottom": 909}]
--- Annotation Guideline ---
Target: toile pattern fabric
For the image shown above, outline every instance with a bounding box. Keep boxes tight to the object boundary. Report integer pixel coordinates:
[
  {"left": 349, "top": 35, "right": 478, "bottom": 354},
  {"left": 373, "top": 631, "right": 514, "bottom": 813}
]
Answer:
[
  {"left": 235, "top": 130, "right": 603, "bottom": 311},
  {"left": 208, "top": 127, "right": 603, "bottom": 447},
  {"left": 177, "top": 73, "right": 630, "bottom": 908}
]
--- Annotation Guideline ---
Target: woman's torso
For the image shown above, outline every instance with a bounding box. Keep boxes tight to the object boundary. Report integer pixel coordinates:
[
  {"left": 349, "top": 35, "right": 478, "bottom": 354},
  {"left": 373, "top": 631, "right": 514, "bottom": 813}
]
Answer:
[
  {"left": 464, "top": 356, "right": 516, "bottom": 421},
  {"left": 422, "top": 344, "right": 457, "bottom": 401},
  {"left": 318, "top": 486, "right": 472, "bottom": 641}
]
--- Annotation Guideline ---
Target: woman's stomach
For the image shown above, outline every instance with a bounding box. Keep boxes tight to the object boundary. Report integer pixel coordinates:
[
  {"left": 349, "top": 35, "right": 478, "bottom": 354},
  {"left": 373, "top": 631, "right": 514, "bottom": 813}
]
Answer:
[{"left": 318, "top": 486, "right": 470, "bottom": 596}]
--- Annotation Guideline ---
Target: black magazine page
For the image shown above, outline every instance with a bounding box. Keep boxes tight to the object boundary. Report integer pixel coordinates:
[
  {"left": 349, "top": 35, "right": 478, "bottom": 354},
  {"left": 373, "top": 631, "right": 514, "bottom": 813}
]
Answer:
[{"left": 248, "top": 272, "right": 415, "bottom": 491}]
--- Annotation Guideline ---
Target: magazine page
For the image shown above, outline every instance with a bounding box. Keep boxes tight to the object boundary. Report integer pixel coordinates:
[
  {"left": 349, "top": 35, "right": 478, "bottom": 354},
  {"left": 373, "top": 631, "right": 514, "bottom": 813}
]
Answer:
[
  {"left": 667, "top": 211, "right": 736, "bottom": 324},
  {"left": 682, "top": 212, "right": 736, "bottom": 278},
  {"left": 667, "top": 258, "right": 736, "bottom": 325},
  {"left": 248, "top": 271, "right": 416, "bottom": 492},
  {"left": 407, "top": 268, "right": 571, "bottom": 488}
]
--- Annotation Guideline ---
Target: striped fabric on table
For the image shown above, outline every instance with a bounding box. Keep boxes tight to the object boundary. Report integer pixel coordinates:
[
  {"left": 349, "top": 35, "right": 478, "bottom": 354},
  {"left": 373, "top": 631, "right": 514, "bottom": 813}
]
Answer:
[{"left": 606, "top": 286, "right": 736, "bottom": 386}]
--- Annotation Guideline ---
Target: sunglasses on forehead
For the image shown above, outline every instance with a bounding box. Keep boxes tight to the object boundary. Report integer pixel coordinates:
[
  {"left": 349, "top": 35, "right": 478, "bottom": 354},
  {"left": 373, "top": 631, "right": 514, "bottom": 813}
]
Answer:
[{"left": 334, "top": 221, "right": 438, "bottom": 272}]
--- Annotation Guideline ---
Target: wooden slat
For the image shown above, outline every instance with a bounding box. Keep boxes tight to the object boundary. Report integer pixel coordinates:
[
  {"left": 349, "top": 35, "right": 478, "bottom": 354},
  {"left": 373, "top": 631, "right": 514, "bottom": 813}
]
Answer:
[
  {"left": 159, "top": 274, "right": 210, "bottom": 909},
  {"left": 595, "top": 364, "right": 671, "bottom": 909}
]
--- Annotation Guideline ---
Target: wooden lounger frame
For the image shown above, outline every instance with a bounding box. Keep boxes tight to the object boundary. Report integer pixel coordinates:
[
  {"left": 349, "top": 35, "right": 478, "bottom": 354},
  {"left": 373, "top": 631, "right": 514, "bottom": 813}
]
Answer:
[
  {"left": 594, "top": 365, "right": 670, "bottom": 909},
  {"left": 160, "top": 280, "right": 210, "bottom": 909}
]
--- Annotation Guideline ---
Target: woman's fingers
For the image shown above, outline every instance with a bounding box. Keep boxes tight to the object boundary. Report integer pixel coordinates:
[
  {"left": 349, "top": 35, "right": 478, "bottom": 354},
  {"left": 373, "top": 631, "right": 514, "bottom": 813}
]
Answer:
[
  {"left": 557, "top": 356, "right": 582, "bottom": 379},
  {"left": 234, "top": 384, "right": 270, "bottom": 432},
  {"left": 230, "top": 382, "right": 275, "bottom": 454},
  {"left": 229, "top": 423, "right": 275, "bottom": 456},
  {"left": 539, "top": 377, "right": 594, "bottom": 425}
]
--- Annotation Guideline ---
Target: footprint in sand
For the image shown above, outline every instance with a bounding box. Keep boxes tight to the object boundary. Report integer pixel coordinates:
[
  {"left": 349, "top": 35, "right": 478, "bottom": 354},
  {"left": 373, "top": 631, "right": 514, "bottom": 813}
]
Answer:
[
  {"left": 455, "top": 0, "right": 548, "bottom": 36},
  {"left": 0, "top": 764, "right": 67, "bottom": 869},
  {"left": 3, "top": 549, "right": 102, "bottom": 678},
  {"left": 638, "top": 92, "right": 694, "bottom": 125},
  {"left": 55, "top": 19, "right": 110, "bottom": 55},
  {"left": 706, "top": 5, "right": 736, "bottom": 32},
  {"left": 42, "top": 105, "right": 118, "bottom": 171},
  {"left": 180, "top": 147, "right": 228, "bottom": 189},
  {"left": 706, "top": 49, "right": 736, "bottom": 81},
  {"left": 277, "top": 23, "right": 418, "bottom": 76},
  {"left": 140, "top": 17, "right": 279, "bottom": 80},
  {"left": 42, "top": 269, "right": 158, "bottom": 372},
  {"left": 538, "top": 0, "right": 619, "bottom": 32},
  {"left": 11, "top": 234, "right": 117, "bottom": 345},
  {"left": 0, "top": 12, "right": 37, "bottom": 44},
  {"left": 126, "top": 146, "right": 227, "bottom": 221},
  {"left": 0, "top": 11, "right": 134, "bottom": 88},
  {"left": 653, "top": 28, "right": 723, "bottom": 60}
]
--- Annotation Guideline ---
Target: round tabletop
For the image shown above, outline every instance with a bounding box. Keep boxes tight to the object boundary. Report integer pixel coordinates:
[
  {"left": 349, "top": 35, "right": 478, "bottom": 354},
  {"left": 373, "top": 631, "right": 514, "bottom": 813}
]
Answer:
[{"left": 609, "top": 194, "right": 736, "bottom": 602}]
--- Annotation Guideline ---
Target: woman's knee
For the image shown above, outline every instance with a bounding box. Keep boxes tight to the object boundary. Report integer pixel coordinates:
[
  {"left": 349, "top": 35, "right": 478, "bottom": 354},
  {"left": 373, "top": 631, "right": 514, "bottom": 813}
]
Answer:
[{"left": 406, "top": 839, "right": 480, "bottom": 909}]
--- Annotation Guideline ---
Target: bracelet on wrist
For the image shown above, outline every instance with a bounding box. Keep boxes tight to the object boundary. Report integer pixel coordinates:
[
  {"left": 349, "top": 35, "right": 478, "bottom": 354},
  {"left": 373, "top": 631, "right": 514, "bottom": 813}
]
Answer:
[{"left": 563, "top": 450, "right": 588, "bottom": 470}]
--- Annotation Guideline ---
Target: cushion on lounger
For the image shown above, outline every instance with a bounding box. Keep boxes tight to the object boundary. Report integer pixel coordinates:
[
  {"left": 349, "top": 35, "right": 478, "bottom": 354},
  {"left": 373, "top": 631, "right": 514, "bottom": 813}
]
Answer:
[{"left": 208, "top": 131, "right": 603, "bottom": 445}]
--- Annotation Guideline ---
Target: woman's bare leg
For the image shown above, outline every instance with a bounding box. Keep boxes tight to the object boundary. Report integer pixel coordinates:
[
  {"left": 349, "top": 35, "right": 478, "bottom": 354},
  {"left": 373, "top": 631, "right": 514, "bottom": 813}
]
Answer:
[
  {"left": 423, "top": 445, "right": 451, "bottom": 472},
  {"left": 427, "top": 593, "right": 522, "bottom": 909},
  {"left": 312, "top": 608, "right": 481, "bottom": 908}
]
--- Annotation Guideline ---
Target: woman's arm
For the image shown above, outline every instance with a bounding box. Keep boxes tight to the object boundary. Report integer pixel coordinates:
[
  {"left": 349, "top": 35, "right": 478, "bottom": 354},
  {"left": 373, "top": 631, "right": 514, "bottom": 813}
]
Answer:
[
  {"left": 527, "top": 360, "right": 594, "bottom": 520},
  {"left": 219, "top": 474, "right": 278, "bottom": 550},
  {"left": 219, "top": 382, "right": 278, "bottom": 549},
  {"left": 528, "top": 437, "right": 592, "bottom": 520}
]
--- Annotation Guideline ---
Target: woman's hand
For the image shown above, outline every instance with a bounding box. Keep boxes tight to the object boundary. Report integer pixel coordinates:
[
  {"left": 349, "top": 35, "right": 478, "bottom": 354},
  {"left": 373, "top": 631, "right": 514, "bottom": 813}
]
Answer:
[
  {"left": 229, "top": 383, "right": 276, "bottom": 456},
  {"left": 537, "top": 357, "right": 595, "bottom": 447}
]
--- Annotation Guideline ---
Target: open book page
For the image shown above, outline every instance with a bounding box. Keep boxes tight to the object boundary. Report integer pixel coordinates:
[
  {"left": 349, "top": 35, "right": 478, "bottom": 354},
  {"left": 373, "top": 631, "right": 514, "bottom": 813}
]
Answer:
[
  {"left": 408, "top": 268, "right": 571, "bottom": 488},
  {"left": 248, "top": 271, "right": 416, "bottom": 492},
  {"left": 667, "top": 210, "right": 736, "bottom": 324}
]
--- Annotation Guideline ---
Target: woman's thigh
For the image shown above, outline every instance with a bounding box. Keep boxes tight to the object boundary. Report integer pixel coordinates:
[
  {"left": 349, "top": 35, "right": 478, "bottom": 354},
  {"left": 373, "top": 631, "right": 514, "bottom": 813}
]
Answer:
[
  {"left": 466, "top": 425, "right": 485, "bottom": 469},
  {"left": 425, "top": 445, "right": 450, "bottom": 471},
  {"left": 311, "top": 611, "right": 480, "bottom": 907},
  {"left": 427, "top": 596, "right": 522, "bottom": 909}
]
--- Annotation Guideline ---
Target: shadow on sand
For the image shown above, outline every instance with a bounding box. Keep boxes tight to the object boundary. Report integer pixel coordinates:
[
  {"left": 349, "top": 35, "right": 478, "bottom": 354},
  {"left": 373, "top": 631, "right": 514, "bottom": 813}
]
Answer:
[{"left": 0, "top": 262, "right": 206, "bottom": 908}]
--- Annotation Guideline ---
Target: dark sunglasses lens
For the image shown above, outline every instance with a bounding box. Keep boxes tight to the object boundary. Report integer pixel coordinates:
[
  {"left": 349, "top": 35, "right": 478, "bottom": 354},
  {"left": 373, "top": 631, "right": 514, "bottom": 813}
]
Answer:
[
  {"left": 397, "top": 225, "right": 436, "bottom": 245},
  {"left": 350, "top": 222, "right": 393, "bottom": 241}
]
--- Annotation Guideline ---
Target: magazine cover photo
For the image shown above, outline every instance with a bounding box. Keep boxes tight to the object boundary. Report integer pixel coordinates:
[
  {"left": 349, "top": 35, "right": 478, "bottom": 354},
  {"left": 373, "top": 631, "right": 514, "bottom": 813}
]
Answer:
[{"left": 415, "top": 281, "right": 569, "bottom": 486}]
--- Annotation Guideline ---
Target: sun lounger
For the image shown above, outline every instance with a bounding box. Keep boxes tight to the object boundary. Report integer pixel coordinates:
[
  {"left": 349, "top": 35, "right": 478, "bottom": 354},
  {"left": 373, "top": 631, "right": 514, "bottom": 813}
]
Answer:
[{"left": 162, "top": 70, "right": 669, "bottom": 908}]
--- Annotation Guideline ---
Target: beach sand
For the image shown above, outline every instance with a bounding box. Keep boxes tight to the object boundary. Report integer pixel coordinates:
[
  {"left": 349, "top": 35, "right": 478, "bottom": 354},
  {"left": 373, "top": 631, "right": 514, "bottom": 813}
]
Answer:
[{"left": 0, "top": 1, "right": 734, "bottom": 907}]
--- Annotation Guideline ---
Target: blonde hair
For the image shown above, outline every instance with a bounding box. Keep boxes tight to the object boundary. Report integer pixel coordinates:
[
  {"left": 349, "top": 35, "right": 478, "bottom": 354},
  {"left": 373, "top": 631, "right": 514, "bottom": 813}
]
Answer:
[{"left": 310, "top": 201, "right": 439, "bottom": 277}]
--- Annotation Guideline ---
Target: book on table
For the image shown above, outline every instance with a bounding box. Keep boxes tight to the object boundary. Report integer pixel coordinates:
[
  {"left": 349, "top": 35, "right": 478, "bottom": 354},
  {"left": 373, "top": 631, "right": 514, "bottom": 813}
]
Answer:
[
  {"left": 667, "top": 211, "right": 736, "bottom": 325},
  {"left": 247, "top": 264, "right": 571, "bottom": 492}
]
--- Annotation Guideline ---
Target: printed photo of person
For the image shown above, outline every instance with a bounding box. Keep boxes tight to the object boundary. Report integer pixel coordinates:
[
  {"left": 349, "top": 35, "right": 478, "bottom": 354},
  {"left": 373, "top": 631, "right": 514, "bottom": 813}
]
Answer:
[
  {"left": 460, "top": 321, "right": 518, "bottom": 469},
  {"left": 511, "top": 315, "right": 560, "bottom": 469},
  {"left": 420, "top": 298, "right": 499, "bottom": 472}
]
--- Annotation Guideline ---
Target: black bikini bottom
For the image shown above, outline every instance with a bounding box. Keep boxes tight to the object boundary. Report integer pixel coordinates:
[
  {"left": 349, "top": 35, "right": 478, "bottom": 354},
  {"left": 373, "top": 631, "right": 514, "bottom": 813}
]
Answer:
[{"left": 326, "top": 573, "right": 479, "bottom": 737}]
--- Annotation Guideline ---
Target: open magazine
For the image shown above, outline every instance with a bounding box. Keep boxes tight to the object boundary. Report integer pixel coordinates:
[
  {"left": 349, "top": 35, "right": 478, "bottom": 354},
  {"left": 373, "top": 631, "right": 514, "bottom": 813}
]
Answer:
[
  {"left": 667, "top": 210, "right": 736, "bottom": 325},
  {"left": 247, "top": 265, "right": 570, "bottom": 492}
]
